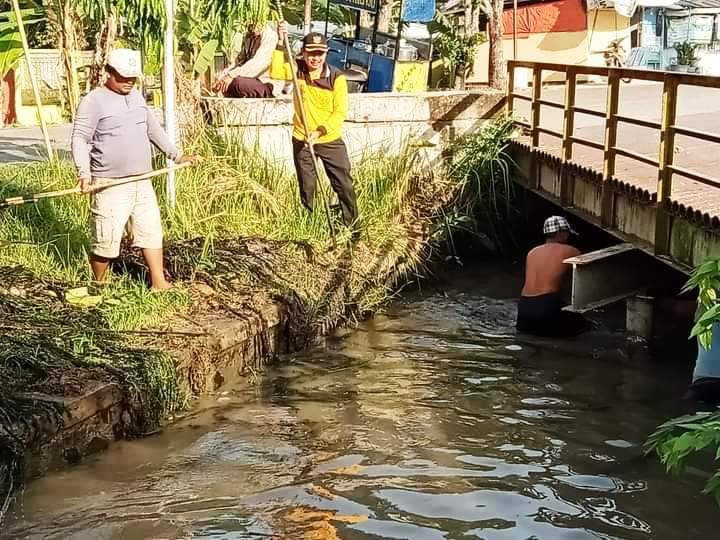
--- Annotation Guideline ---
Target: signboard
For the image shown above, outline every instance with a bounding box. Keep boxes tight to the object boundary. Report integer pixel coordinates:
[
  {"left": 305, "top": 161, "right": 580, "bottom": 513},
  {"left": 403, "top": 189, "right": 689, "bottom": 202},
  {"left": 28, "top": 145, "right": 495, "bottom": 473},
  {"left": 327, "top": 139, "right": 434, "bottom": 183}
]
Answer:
[
  {"left": 667, "top": 14, "right": 714, "bottom": 46},
  {"left": 402, "top": 0, "right": 435, "bottom": 23},
  {"left": 614, "top": 0, "right": 637, "bottom": 18},
  {"left": 330, "top": 0, "right": 380, "bottom": 14},
  {"left": 689, "top": 15, "right": 714, "bottom": 43}
]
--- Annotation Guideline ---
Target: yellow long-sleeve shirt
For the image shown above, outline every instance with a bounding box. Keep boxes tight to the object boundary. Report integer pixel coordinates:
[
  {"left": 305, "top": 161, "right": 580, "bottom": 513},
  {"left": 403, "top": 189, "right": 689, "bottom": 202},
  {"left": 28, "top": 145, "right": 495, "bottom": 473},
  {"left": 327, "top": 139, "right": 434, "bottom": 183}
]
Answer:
[{"left": 271, "top": 57, "right": 348, "bottom": 144}]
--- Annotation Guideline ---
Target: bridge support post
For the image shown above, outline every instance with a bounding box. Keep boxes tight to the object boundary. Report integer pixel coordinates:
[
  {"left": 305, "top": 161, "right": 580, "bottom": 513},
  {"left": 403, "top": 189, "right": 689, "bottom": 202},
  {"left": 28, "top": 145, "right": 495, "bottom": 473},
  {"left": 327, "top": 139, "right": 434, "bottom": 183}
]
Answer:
[
  {"left": 601, "top": 73, "right": 620, "bottom": 228},
  {"left": 654, "top": 76, "right": 678, "bottom": 256},
  {"left": 560, "top": 68, "right": 577, "bottom": 206},
  {"left": 626, "top": 295, "right": 655, "bottom": 342}
]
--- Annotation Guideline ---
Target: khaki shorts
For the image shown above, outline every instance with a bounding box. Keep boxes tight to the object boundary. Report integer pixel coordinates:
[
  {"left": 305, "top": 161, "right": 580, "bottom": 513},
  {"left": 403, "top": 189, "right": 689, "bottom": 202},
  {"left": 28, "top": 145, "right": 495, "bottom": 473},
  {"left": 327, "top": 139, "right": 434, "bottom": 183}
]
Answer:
[{"left": 90, "top": 179, "right": 163, "bottom": 258}]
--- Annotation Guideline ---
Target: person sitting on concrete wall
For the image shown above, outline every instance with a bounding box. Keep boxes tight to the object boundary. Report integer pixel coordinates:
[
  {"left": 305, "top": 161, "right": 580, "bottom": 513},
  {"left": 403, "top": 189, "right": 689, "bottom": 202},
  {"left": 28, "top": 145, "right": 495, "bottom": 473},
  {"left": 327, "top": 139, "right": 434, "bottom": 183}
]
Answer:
[
  {"left": 516, "top": 216, "right": 589, "bottom": 337},
  {"left": 212, "top": 17, "right": 287, "bottom": 99}
]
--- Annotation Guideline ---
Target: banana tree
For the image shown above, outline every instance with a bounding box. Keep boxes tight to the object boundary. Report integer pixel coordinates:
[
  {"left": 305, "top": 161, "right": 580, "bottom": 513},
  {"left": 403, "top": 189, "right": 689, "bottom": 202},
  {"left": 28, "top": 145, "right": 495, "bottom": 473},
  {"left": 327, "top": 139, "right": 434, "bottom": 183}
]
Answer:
[
  {"left": 0, "top": 2, "right": 43, "bottom": 79},
  {"left": 176, "top": 0, "right": 272, "bottom": 79},
  {"left": 73, "top": 0, "right": 166, "bottom": 84}
]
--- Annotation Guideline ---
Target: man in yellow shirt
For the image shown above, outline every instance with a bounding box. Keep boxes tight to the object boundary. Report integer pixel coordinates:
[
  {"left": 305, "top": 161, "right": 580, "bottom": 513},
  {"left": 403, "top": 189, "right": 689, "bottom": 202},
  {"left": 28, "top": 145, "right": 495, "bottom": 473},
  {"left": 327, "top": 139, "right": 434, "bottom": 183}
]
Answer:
[{"left": 277, "top": 27, "right": 358, "bottom": 229}]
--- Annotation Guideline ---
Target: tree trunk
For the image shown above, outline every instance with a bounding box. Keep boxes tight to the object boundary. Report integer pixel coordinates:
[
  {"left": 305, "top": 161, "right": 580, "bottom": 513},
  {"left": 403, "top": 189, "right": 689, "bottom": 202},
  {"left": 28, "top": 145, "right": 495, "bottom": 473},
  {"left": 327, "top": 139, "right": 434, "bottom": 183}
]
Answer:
[
  {"left": 463, "top": 0, "right": 473, "bottom": 37},
  {"left": 453, "top": 67, "right": 466, "bottom": 90},
  {"left": 303, "top": 0, "right": 312, "bottom": 34},
  {"left": 470, "top": 4, "right": 481, "bottom": 34},
  {"left": 487, "top": 0, "right": 506, "bottom": 91},
  {"left": 59, "top": 0, "right": 80, "bottom": 116},
  {"left": 378, "top": 0, "right": 392, "bottom": 33},
  {"left": 90, "top": 7, "right": 118, "bottom": 89}
]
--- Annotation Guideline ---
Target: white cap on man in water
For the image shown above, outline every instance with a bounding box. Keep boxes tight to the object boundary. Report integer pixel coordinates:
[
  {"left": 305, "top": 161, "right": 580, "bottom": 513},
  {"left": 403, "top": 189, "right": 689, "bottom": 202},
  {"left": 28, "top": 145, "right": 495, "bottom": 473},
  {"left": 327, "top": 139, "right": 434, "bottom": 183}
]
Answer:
[
  {"left": 543, "top": 215, "right": 578, "bottom": 236},
  {"left": 107, "top": 48, "right": 143, "bottom": 78}
]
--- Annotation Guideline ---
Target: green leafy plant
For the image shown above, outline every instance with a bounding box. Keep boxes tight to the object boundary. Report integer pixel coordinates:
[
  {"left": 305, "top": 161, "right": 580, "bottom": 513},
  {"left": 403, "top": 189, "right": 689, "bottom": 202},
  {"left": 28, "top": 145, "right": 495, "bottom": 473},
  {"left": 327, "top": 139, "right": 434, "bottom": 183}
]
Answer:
[
  {"left": 645, "top": 411, "right": 720, "bottom": 505},
  {"left": 0, "top": 5, "right": 44, "bottom": 79},
  {"left": 675, "top": 40, "right": 699, "bottom": 67},
  {"left": 430, "top": 11, "right": 485, "bottom": 88},
  {"left": 0, "top": 27, "right": 22, "bottom": 79},
  {"left": 646, "top": 256, "right": 720, "bottom": 505},
  {"left": 683, "top": 256, "right": 720, "bottom": 349},
  {"left": 177, "top": 0, "right": 276, "bottom": 78},
  {"left": 445, "top": 116, "right": 520, "bottom": 254}
]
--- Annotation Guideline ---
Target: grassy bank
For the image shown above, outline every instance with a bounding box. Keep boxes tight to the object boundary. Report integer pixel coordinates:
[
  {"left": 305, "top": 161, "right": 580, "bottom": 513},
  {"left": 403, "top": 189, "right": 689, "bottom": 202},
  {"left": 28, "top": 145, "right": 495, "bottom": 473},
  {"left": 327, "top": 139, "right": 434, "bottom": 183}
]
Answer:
[
  {"left": 0, "top": 125, "right": 452, "bottom": 502},
  {"left": 0, "top": 129, "right": 428, "bottom": 329}
]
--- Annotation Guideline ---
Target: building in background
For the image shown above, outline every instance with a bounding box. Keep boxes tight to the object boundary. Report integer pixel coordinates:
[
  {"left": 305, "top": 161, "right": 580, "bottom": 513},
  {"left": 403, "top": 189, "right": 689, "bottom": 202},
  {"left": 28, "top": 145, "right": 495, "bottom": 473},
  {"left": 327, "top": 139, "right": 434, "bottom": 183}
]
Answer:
[
  {"left": 1, "top": 49, "right": 95, "bottom": 127},
  {"left": 469, "top": 0, "right": 631, "bottom": 85},
  {"left": 468, "top": 0, "right": 720, "bottom": 87},
  {"left": 621, "top": 0, "right": 720, "bottom": 73}
]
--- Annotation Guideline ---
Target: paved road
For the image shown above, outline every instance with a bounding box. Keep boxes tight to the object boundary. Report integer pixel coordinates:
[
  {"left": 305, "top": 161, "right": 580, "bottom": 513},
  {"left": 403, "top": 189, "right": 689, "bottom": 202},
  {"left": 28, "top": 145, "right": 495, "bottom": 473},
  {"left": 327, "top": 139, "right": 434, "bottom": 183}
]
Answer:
[
  {"left": 513, "top": 82, "right": 720, "bottom": 216},
  {"left": 0, "top": 124, "right": 72, "bottom": 163}
]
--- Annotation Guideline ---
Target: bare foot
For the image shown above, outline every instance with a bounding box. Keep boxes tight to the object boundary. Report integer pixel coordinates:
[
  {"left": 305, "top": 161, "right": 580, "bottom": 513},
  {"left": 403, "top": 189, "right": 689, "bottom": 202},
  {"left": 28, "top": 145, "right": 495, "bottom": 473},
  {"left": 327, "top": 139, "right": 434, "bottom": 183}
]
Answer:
[{"left": 151, "top": 280, "right": 174, "bottom": 292}]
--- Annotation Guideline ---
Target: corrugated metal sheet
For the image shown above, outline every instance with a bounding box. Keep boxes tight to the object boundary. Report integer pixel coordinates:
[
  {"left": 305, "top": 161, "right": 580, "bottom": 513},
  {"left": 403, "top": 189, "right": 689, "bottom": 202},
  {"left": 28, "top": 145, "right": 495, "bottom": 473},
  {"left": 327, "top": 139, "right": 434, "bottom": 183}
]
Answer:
[{"left": 677, "top": 0, "right": 720, "bottom": 9}]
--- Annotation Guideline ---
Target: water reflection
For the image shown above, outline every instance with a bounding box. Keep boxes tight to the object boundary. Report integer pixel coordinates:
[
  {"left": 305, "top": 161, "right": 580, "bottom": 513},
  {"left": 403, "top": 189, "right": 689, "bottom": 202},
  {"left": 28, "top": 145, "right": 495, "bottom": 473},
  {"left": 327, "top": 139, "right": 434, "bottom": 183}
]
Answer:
[{"left": 3, "top": 263, "right": 717, "bottom": 539}]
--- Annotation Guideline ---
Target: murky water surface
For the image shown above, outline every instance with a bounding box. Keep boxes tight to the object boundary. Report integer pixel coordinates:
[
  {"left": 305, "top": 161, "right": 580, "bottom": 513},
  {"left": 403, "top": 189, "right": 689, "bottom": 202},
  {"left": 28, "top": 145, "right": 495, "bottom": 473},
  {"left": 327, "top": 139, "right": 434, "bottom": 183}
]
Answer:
[{"left": 4, "top": 264, "right": 719, "bottom": 539}]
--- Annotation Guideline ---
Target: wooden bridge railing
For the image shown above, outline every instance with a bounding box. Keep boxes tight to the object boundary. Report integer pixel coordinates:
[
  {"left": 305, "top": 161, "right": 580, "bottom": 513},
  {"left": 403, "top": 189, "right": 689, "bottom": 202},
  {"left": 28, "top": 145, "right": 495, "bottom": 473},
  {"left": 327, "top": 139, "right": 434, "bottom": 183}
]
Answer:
[{"left": 506, "top": 60, "right": 720, "bottom": 256}]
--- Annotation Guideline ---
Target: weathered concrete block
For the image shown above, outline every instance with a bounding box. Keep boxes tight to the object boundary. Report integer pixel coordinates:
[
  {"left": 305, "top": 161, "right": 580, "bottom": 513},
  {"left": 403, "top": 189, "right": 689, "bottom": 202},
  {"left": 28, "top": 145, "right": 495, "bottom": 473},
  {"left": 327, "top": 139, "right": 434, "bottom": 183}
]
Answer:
[{"left": 614, "top": 198, "right": 656, "bottom": 245}]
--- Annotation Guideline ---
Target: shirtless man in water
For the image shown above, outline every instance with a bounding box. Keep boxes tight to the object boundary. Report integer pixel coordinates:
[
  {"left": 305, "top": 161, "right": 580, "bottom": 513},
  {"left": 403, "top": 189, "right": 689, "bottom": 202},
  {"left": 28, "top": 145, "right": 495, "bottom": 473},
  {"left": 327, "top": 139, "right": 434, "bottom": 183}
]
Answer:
[{"left": 516, "top": 216, "right": 589, "bottom": 337}]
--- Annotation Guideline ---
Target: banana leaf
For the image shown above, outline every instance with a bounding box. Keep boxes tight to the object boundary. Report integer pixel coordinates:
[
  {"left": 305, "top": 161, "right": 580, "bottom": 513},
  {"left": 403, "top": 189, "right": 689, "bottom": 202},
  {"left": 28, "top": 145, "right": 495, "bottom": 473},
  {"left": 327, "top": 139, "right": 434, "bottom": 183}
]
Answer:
[{"left": 0, "top": 28, "right": 22, "bottom": 79}]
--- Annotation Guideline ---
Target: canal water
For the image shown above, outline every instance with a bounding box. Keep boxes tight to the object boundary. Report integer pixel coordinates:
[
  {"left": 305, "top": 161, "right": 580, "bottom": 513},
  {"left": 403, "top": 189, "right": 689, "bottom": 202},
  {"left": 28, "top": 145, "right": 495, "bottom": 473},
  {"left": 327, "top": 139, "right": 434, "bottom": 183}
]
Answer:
[{"left": 3, "top": 263, "right": 718, "bottom": 539}]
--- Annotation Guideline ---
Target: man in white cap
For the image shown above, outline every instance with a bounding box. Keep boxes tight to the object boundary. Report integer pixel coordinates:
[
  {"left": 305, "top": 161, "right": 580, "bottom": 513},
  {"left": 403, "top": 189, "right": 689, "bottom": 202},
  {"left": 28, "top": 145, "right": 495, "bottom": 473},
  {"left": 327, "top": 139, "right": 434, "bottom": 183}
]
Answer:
[
  {"left": 71, "top": 48, "right": 195, "bottom": 290},
  {"left": 516, "top": 216, "right": 588, "bottom": 337}
]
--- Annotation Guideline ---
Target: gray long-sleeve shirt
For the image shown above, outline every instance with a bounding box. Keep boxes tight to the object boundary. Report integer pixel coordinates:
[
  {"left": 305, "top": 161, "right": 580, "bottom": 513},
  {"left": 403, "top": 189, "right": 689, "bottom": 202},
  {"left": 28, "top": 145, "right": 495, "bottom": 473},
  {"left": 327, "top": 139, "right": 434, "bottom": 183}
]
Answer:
[{"left": 71, "top": 87, "right": 178, "bottom": 179}]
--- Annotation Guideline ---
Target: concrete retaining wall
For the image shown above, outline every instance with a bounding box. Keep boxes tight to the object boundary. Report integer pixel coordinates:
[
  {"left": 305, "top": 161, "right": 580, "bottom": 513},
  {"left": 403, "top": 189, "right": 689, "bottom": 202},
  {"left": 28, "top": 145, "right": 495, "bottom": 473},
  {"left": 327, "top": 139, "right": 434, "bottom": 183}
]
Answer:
[
  {"left": 15, "top": 300, "right": 286, "bottom": 481},
  {"left": 201, "top": 90, "right": 505, "bottom": 169}
]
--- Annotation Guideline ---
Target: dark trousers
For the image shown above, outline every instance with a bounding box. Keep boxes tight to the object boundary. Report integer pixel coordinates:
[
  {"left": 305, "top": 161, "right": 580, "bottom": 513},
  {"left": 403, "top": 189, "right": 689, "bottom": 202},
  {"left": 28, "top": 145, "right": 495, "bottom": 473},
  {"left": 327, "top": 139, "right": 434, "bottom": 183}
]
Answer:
[
  {"left": 292, "top": 138, "right": 358, "bottom": 227},
  {"left": 686, "top": 378, "right": 720, "bottom": 407},
  {"left": 225, "top": 77, "right": 274, "bottom": 98},
  {"left": 516, "top": 293, "right": 589, "bottom": 337}
]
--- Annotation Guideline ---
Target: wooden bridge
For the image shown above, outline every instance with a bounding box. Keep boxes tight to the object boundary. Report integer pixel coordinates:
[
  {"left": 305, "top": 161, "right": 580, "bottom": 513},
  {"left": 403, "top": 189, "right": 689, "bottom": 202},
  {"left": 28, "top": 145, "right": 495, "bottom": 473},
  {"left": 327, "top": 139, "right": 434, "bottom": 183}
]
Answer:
[{"left": 506, "top": 60, "right": 720, "bottom": 278}]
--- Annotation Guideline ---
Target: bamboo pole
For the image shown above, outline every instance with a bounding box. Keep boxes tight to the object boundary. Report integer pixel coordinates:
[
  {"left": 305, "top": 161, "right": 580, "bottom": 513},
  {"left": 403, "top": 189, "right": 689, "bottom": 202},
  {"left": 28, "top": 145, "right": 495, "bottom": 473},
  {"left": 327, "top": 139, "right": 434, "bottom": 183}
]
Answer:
[
  {"left": 0, "top": 162, "right": 195, "bottom": 209},
  {"left": 163, "top": 0, "right": 177, "bottom": 208},
  {"left": 11, "top": 0, "right": 54, "bottom": 161},
  {"left": 513, "top": 0, "right": 518, "bottom": 60}
]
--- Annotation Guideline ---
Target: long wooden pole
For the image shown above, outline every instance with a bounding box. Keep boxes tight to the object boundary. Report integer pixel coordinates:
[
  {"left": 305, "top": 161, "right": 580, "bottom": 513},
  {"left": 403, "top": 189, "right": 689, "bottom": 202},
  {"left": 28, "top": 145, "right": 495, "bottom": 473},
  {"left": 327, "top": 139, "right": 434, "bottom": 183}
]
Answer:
[
  {"left": 11, "top": 0, "right": 54, "bottom": 161},
  {"left": 513, "top": 0, "right": 518, "bottom": 60},
  {"left": 163, "top": 0, "right": 178, "bottom": 209},
  {"left": 0, "top": 162, "right": 195, "bottom": 209}
]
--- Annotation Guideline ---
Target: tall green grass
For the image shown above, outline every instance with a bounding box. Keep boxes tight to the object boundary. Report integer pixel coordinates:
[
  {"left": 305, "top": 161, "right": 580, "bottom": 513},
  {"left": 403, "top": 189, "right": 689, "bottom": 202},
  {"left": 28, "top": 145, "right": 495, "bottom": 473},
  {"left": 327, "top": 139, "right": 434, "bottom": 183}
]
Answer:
[
  {"left": 0, "top": 126, "right": 427, "bottom": 330},
  {"left": 445, "top": 116, "right": 521, "bottom": 254}
]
